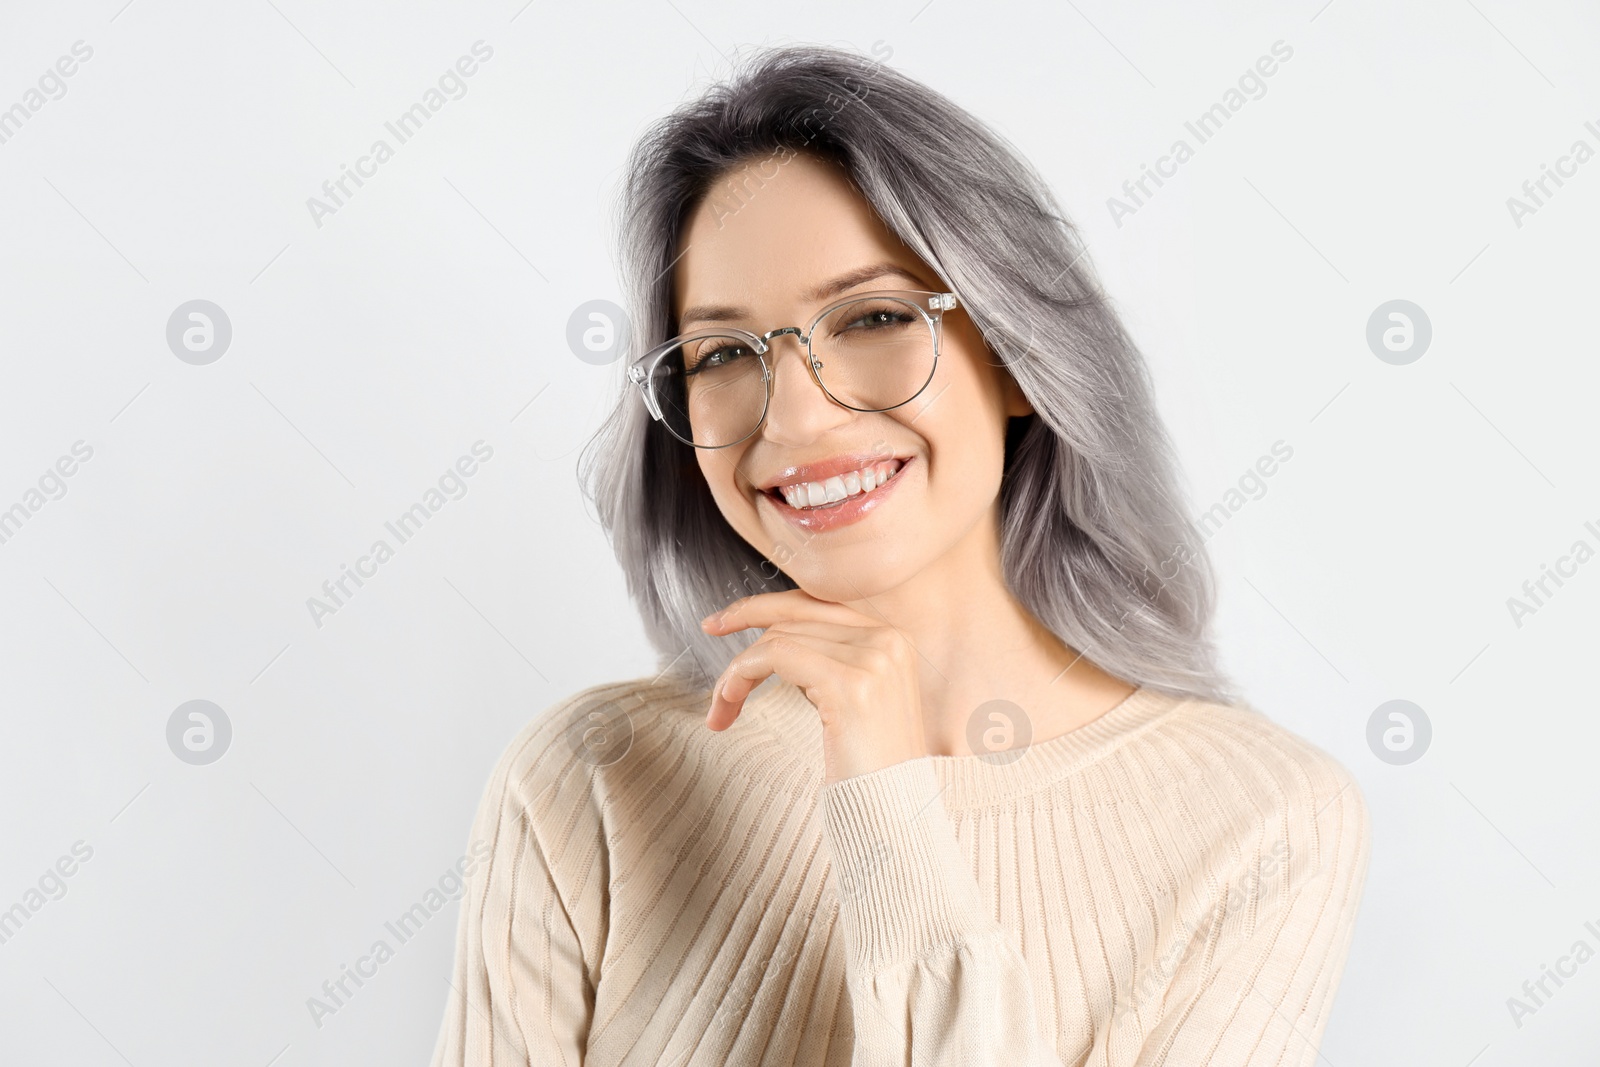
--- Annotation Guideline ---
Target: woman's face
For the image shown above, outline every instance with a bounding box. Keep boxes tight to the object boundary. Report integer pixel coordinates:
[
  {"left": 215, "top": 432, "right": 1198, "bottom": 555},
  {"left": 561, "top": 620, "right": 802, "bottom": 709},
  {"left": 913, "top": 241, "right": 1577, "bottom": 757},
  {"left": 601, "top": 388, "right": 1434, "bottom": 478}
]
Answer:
[{"left": 673, "top": 151, "right": 1032, "bottom": 602}]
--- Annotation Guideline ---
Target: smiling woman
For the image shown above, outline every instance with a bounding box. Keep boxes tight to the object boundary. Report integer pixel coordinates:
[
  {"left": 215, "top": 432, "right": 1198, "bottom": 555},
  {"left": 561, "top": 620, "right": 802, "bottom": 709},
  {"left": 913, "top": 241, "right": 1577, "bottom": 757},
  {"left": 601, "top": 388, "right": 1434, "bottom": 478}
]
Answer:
[{"left": 429, "top": 43, "right": 1370, "bottom": 1067}]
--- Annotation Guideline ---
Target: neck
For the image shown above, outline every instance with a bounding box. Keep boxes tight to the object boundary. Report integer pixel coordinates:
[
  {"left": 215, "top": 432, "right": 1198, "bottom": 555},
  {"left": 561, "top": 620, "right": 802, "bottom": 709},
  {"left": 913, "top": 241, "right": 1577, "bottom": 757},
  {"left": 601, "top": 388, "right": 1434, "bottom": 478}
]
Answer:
[{"left": 839, "top": 509, "right": 1136, "bottom": 757}]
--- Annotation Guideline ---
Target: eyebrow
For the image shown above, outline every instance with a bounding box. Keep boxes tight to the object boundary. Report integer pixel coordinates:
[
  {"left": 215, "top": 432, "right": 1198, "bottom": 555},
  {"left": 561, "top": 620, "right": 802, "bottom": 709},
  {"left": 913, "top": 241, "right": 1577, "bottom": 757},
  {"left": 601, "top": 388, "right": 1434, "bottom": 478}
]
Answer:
[{"left": 676, "top": 263, "right": 925, "bottom": 331}]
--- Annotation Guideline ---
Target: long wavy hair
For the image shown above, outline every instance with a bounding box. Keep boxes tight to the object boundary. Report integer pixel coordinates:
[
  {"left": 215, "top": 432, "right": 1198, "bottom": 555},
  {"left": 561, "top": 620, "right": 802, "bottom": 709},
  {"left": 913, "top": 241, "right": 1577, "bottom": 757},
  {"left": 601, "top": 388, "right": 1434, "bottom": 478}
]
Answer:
[{"left": 577, "top": 43, "right": 1238, "bottom": 705}]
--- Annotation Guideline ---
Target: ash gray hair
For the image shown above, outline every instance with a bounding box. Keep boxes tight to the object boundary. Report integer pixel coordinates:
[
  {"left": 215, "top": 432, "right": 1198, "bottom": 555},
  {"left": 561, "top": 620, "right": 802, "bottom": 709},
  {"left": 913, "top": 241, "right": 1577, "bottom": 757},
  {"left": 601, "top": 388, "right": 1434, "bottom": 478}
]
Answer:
[{"left": 577, "top": 43, "right": 1238, "bottom": 705}]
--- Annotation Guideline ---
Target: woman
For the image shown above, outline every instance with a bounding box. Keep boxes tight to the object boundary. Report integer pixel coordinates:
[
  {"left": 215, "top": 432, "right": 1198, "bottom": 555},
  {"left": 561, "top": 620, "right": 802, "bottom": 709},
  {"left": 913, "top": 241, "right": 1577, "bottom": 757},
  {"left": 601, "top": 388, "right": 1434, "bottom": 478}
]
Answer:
[{"left": 431, "top": 43, "right": 1369, "bottom": 1067}]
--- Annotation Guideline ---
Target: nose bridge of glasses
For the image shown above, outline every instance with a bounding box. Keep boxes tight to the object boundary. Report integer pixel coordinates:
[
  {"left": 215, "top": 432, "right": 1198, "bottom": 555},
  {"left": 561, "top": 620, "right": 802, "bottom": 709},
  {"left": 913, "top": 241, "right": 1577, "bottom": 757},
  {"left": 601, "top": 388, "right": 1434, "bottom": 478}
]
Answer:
[
  {"left": 760, "top": 325, "right": 806, "bottom": 348},
  {"left": 756, "top": 324, "right": 830, "bottom": 419},
  {"left": 758, "top": 325, "right": 814, "bottom": 369}
]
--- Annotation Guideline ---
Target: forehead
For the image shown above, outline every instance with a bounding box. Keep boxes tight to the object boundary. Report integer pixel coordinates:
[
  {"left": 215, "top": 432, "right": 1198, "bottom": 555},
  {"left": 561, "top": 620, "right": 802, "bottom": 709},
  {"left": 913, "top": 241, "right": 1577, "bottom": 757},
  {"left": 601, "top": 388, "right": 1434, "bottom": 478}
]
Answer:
[{"left": 671, "top": 152, "right": 922, "bottom": 319}]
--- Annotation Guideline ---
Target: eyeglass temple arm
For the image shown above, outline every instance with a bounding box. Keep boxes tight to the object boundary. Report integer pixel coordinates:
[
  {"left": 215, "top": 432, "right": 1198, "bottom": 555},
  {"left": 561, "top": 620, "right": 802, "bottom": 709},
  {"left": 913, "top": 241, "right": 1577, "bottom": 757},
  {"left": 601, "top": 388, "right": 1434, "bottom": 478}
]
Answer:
[{"left": 626, "top": 364, "right": 665, "bottom": 424}]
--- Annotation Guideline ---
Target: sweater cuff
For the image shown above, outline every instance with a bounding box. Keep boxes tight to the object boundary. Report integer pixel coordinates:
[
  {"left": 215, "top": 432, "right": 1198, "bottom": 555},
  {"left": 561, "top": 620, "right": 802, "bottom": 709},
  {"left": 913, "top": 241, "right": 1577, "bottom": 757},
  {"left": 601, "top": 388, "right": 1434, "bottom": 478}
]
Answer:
[{"left": 821, "top": 757, "right": 990, "bottom": 974}]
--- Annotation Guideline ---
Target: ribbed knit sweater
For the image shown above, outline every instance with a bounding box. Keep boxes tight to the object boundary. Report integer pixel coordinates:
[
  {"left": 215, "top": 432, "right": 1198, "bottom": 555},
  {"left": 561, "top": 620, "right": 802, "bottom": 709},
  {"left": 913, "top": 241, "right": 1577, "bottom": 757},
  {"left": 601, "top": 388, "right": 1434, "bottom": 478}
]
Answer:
[{"left": 429, "top": 673, "right": 1370, "bottom": 1066}]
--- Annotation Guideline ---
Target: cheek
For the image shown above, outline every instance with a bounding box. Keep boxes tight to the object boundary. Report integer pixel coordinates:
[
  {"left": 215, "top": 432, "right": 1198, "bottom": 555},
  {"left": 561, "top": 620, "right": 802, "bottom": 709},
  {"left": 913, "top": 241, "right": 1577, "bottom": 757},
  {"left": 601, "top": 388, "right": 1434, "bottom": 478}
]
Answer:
[
  {"left": 697, "top": 453, "right": 760, "bottom": 521},
  {"left": 915, "top": 401, "right": 1009, "bottom": 507}
]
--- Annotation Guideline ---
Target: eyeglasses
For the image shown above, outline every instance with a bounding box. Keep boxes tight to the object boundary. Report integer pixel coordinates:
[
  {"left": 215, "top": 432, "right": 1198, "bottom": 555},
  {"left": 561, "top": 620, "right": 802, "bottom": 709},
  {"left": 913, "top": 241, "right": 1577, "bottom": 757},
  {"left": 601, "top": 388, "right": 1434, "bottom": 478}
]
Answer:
[{"left": 627, "top": 288, "right": 959, "bottom": 449}]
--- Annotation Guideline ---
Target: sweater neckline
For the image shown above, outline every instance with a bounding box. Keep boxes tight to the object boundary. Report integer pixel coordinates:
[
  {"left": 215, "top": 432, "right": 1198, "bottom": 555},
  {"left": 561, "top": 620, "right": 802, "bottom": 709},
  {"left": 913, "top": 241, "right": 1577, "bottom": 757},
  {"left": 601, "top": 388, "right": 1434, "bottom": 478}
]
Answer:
[{"left": 749, "top": 677, "right": 1189, "bottom": 810}]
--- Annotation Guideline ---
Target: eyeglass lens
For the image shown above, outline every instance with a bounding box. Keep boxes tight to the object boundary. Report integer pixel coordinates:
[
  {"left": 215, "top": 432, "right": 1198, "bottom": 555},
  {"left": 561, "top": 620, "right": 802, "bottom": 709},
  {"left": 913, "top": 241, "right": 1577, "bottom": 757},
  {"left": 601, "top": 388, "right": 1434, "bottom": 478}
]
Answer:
[{"left": 645, "top": 295, "right": 937, "bottom": 447}]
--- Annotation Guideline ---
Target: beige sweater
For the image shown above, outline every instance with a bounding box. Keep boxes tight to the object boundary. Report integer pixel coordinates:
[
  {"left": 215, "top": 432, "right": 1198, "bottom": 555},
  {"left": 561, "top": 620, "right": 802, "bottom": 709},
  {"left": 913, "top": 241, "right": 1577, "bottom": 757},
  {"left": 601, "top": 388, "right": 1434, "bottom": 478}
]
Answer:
[{"left": 430, "top": 673, "right": 1370, "bottom": 1066}]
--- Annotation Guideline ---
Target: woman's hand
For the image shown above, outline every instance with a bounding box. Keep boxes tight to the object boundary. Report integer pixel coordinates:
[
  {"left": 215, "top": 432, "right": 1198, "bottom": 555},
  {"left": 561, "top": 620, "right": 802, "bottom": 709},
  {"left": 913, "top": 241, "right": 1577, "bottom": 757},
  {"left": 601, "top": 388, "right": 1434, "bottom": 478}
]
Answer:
[{"left": 701, "top": 589, "right": 928, "bottom": 787}]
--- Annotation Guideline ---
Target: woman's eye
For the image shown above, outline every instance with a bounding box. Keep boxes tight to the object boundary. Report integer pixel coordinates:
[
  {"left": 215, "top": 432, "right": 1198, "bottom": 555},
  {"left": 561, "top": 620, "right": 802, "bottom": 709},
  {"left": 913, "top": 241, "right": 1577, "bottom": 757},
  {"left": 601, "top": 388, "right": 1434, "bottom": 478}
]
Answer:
[
  {"left": 692, "top": 345, "right": 748, "bottom": 371},
  {"left": 844, "top": 309, "right": 911, "bottom": 331}
]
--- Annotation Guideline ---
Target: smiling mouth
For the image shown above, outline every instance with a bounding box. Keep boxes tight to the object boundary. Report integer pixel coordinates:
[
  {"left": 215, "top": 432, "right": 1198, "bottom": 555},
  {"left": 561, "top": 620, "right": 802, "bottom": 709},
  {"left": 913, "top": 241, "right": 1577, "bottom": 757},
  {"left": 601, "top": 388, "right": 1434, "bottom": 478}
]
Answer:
[{"left": 765, "top": 458, "right": 907, "bottom": 511}]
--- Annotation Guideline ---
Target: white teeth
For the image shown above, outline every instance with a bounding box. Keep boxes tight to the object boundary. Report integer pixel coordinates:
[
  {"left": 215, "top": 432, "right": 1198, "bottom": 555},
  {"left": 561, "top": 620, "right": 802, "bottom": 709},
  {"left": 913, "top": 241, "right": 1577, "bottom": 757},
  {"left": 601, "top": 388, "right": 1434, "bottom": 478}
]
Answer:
[{"left": 776, "top": 459, "right": 904, "bottom": 510}]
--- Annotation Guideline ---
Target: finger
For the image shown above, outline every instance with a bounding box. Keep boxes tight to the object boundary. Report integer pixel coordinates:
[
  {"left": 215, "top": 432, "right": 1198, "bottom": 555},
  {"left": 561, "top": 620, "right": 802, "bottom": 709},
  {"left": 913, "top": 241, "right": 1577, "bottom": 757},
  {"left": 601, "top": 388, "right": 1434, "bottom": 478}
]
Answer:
[
  {"left": 746, "top": 618, "right": 882, "bottom": 647},
  {"left": 702, "top": 589, "right": 871, "bottom": 634},
  {"left": 706, "top": 618, "right": 901, "bottom": 733},
  {"left": 705, "top": 622, "right": 877, "bottom": 731},
  {"left": 706, "top": 631, "right": 862, "bottom": 732}
]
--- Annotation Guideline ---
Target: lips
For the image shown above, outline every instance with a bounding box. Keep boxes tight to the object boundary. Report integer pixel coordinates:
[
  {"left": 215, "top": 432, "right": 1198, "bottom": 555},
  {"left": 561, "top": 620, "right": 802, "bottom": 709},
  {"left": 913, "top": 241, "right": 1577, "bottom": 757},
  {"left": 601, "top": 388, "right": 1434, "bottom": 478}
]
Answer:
[
  {"left": 760, "top": 451, "right": 914, "bottom": 493},
  {"left": 773, "top": 458, "right": 905, "bottom": 510},
  {"left": 758, "top": 455, "right": 915, "bottom": 533}
]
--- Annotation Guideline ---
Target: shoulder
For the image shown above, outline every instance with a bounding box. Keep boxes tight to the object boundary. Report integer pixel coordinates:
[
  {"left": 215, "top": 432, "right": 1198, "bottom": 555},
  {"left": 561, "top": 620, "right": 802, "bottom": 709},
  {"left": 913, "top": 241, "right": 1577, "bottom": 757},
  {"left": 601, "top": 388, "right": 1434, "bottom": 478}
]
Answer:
[
  {"left": 1149, "top": 695, "right": 1368, "bottom": 816},
  {"left": 455, "top": 675, "right": 717, "bottom": 911},
  {"left": 477, "top": 673, "right": 712, "bottom": 818},
  {"left": 464, "top": 674, "right": 810, "bottom": 915},
  {"left": 1129, "top": 693, "right": 1372, "bottom": 887}
]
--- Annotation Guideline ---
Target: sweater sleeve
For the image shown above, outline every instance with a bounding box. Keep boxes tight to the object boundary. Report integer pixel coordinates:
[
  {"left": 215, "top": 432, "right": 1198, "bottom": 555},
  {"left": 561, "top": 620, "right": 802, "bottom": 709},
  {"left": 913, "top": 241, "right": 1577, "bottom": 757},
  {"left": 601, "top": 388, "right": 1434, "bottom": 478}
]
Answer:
[
  {"left": 1132, "top": 759, "right": 1372, "bottom": 1066},
  {"left": 821, "top": 757, "right": 1070, "bottom": 1067},
  {"left": 820, "top": 753, "right": 1372, "bottom": 1067},
  {"left": 429, "top": 726, "right": 599, "bottom": 1066}
]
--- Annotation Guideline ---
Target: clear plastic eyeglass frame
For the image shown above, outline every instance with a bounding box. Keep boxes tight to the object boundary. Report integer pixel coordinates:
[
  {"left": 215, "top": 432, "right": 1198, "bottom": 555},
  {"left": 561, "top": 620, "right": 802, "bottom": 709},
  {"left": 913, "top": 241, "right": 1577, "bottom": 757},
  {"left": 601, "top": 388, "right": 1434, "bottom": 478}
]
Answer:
[{"left": 626, "top": 289, "right": 960, "bottom": 450}]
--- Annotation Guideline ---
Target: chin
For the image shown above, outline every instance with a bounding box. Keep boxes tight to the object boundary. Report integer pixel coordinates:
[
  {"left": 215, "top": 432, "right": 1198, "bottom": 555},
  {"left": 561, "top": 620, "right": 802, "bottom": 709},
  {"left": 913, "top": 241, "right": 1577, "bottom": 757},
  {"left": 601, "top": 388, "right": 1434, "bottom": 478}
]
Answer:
[{"left": 781, "top": 548, "right": 915, "bottom": 603}]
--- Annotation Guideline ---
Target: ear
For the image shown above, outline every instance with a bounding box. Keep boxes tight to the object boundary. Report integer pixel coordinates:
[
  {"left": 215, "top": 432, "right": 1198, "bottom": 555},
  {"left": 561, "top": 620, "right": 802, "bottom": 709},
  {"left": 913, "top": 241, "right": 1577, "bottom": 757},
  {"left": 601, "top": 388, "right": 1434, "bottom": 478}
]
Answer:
[{"left": 1000, "top": 368, "right": 1034, "bottom": 418}]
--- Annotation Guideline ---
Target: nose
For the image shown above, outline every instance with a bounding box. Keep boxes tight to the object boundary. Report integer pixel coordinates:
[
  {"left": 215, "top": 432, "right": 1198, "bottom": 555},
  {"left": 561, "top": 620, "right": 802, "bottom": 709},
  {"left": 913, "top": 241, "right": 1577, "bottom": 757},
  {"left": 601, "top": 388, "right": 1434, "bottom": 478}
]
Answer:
[{"left": 759, "top": 331, "right": 852, "bottom": 445}]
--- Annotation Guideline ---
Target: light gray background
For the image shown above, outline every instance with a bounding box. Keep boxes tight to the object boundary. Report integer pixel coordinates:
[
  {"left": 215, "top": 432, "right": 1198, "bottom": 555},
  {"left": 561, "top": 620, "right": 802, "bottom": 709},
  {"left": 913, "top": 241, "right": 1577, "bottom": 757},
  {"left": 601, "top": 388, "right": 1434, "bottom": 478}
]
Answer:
[{"left": 2, "top": 0, "right": 1597, "bottom": 1063}]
